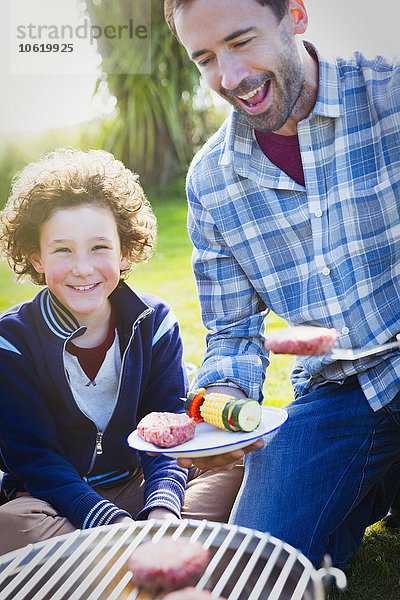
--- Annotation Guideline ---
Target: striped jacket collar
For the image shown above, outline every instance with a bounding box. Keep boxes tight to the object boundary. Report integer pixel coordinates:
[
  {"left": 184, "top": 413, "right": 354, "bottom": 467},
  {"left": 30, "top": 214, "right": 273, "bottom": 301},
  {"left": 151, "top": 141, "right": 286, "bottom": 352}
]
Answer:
[{"left": 39, "top": 289, "right": 83, "bottom": 340}]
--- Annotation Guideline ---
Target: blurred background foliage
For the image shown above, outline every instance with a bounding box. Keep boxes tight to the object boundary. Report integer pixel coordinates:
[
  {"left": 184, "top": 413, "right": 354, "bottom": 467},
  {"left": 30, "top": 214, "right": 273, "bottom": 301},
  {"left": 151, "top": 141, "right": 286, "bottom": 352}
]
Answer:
[
  {"left": 84, "top": 0, "right": 217, "bottom": 185},
  {"left": 0, "top": 0, "right": 227, "bottom": 210}
]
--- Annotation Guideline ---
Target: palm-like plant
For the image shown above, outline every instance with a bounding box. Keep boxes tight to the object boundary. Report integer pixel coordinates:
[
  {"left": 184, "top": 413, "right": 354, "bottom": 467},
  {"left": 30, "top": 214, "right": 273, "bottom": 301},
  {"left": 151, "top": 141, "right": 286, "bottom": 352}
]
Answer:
[{"left": 84, "top": 0, "right": 208, "bottom": 186}]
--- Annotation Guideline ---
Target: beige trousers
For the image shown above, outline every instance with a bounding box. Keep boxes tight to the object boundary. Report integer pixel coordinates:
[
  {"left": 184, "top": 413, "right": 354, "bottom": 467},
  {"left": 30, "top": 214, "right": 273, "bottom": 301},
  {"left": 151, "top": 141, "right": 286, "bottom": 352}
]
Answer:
[{"left": 0, "top": 464, "right": 244, "bottom": 556}]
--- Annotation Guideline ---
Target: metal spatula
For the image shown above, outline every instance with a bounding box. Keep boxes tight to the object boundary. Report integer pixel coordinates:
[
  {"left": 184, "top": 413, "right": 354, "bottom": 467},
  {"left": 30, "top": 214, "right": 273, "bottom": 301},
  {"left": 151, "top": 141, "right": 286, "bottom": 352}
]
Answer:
[{"left": 329, "top": 340, "right": 400, "bottom": 360}]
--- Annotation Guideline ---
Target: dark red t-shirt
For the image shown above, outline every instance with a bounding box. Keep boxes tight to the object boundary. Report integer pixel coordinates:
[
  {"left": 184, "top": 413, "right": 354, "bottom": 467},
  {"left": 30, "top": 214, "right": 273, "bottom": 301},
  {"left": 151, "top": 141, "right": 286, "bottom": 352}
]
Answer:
[
  {"left": 255, "top": 129, "right": 305, "bottom": 187},
  {"left": 66, "top": 306, "right": 116, "bottom": 384}
]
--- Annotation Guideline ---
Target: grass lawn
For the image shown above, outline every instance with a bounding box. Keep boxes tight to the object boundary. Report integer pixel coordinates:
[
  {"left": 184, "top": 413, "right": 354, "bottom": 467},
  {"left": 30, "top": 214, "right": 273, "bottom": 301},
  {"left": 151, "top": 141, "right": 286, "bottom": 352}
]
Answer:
[{"left": 0, "top": 188, "right": 399, "bottom": 598}]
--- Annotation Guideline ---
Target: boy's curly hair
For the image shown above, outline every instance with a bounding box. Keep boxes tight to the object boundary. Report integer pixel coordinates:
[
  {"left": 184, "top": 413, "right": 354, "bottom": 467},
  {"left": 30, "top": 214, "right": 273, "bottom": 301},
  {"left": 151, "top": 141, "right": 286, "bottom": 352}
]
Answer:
[{"left": 0, "top": 147, "right": 157, "bottom": 285}]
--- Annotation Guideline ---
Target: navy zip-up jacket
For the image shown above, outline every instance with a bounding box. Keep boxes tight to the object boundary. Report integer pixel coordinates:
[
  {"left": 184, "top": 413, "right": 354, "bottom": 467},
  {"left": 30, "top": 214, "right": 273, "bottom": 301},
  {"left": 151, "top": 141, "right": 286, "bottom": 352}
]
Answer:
[{"left": 0, "top": 281, "right": 189, "bottom": 528}]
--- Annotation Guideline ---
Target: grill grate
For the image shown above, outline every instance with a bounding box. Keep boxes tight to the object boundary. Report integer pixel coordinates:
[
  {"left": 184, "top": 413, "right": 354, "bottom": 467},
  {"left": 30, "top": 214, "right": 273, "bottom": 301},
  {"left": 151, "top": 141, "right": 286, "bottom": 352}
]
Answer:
[{"left": 0, "top": 519, "right": 344, "bottom": 600}]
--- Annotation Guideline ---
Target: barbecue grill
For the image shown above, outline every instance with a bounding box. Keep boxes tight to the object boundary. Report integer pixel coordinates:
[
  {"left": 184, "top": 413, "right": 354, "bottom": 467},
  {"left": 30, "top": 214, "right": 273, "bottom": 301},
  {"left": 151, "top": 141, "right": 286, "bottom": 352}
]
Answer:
[{"left": 0, "top": 519, "right": 346, "bottom": 600}]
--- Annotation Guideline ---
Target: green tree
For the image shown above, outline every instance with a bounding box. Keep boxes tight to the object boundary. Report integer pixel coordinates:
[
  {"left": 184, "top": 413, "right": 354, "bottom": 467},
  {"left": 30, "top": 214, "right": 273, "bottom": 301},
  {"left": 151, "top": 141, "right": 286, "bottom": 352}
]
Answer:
[{"left": 85, "top": 0, "right": 208, "bottom": 187}]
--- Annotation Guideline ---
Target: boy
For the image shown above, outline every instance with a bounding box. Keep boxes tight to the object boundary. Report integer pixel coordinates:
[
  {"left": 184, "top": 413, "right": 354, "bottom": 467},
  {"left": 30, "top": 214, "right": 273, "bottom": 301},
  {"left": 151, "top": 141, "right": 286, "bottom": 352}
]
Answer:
[{"left": 0, "top": 148, "right": 243, "bottom": 554}]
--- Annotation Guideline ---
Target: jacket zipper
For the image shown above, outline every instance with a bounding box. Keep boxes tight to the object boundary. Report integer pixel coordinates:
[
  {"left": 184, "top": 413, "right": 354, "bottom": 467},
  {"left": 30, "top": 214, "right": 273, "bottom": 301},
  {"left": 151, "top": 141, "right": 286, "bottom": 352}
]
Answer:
[
  {"left": 113, "top": 307, "right": 154, "bottom": 402},
  {"left": 63, "top": 307, "right": 154, "bottom": 475},
  {"left": 95, "top": 432, "right": 103, "bottom": 455}
]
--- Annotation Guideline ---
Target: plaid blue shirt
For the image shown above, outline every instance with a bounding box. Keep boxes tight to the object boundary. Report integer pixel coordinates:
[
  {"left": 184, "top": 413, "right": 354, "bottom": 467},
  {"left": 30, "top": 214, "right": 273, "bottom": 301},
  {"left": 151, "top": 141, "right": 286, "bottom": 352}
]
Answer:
[{"left": 188, "top": 44, "right": 400, "bottom": 411}]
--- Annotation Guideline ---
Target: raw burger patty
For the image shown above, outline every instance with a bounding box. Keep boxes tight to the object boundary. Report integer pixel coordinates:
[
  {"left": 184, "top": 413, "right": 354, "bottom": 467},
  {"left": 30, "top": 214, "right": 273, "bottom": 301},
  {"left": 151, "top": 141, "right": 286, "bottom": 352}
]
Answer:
[
  {"left": 137, "top": 412, "right": 196, "bottom": 447},
  {"left": 163, "top": 588, "right": 225, "bottom": 599},
  {"left": 128, "top": 537, "right": 209, "bottom": 590},
  {"left": 264, "top": 326, "right": 338, "bottom": 355}
]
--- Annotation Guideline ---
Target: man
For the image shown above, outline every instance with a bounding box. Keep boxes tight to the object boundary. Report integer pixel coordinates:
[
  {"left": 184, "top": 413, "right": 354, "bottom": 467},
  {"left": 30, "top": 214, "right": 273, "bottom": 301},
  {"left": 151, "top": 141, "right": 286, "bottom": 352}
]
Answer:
[{"left": 164, "top": 0, "right": 400, "bottom": 567}]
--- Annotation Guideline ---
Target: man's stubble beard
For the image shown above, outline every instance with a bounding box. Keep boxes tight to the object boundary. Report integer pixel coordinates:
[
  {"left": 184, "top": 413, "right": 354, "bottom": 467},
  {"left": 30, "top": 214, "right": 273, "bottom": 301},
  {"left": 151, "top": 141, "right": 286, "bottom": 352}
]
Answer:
[{"left": 221, "top": 29, "right": 305, "bottom": 132}]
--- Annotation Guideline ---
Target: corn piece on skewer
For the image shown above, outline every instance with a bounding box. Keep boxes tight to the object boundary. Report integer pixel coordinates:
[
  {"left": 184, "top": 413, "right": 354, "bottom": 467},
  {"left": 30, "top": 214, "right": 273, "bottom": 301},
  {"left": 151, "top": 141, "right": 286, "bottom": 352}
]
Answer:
[{"left": 200, "top": 392, "right": 236, "bottom": 429}]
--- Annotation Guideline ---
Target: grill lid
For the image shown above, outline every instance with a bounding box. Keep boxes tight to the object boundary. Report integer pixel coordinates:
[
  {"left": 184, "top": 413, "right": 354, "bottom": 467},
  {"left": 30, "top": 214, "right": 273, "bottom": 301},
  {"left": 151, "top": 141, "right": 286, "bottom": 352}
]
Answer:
[{"left": 0, "top": 519, "right": 346, "bottom": 600}]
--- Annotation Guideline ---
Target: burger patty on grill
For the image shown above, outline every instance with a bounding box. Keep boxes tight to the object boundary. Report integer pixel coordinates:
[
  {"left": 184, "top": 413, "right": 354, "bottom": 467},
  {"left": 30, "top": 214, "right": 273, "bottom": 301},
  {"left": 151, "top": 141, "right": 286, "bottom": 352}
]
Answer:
[{"left": 128, "top": 537, "right": 209, "bottom": 590}]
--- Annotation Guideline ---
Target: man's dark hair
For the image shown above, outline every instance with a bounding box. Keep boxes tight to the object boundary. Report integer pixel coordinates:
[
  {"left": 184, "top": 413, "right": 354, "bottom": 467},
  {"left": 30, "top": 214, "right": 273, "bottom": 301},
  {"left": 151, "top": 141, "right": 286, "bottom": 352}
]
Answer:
[{"left": 164, "top": 0, "right": 290, "bottom": 38}]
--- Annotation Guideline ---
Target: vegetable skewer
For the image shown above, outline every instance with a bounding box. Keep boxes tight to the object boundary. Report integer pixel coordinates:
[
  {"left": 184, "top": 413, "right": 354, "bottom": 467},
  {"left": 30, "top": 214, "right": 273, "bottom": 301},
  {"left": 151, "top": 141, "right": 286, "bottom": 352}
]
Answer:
[{"left": 184, "top": 389, "right": 261, "bottom": 432}]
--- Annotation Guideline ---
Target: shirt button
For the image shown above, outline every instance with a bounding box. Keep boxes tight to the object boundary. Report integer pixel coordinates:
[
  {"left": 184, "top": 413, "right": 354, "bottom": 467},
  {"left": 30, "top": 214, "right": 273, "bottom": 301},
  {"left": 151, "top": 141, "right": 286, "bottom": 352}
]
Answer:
[
  {"left": 322, "top": 267, "right": 330, "bottom": 276},
  {"left": 314, "top": 209, "right": 323, "bottom": 217},
  {"left": 341, "top": 326, "right": 349, "bottom": 335}
]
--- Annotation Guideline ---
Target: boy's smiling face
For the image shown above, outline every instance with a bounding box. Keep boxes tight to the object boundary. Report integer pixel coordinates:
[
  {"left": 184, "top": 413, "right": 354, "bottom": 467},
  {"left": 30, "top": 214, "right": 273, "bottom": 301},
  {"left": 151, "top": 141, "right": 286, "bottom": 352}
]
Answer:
[{"left": 30, "top": 204, "right": 128, "bottom": 323}]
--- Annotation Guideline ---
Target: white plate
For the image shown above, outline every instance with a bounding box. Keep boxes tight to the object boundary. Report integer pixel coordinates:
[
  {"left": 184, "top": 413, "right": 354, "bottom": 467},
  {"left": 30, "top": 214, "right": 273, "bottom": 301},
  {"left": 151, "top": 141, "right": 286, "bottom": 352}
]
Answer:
[{"left": 127, "top": 405, "right": 288, "bottom": 458}]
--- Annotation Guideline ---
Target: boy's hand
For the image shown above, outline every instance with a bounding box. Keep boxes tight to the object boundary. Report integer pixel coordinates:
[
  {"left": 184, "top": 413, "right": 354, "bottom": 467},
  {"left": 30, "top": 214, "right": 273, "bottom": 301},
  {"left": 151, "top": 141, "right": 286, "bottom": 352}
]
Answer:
[
  {"left": 148, "top": 508, "right": 179, "bottom": 521},
  {"left": 114, "top": 515, "right": 135, "bottom": 525},
  {"left": 177, "top": 438, "right": 264, "bottom": 472}
]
